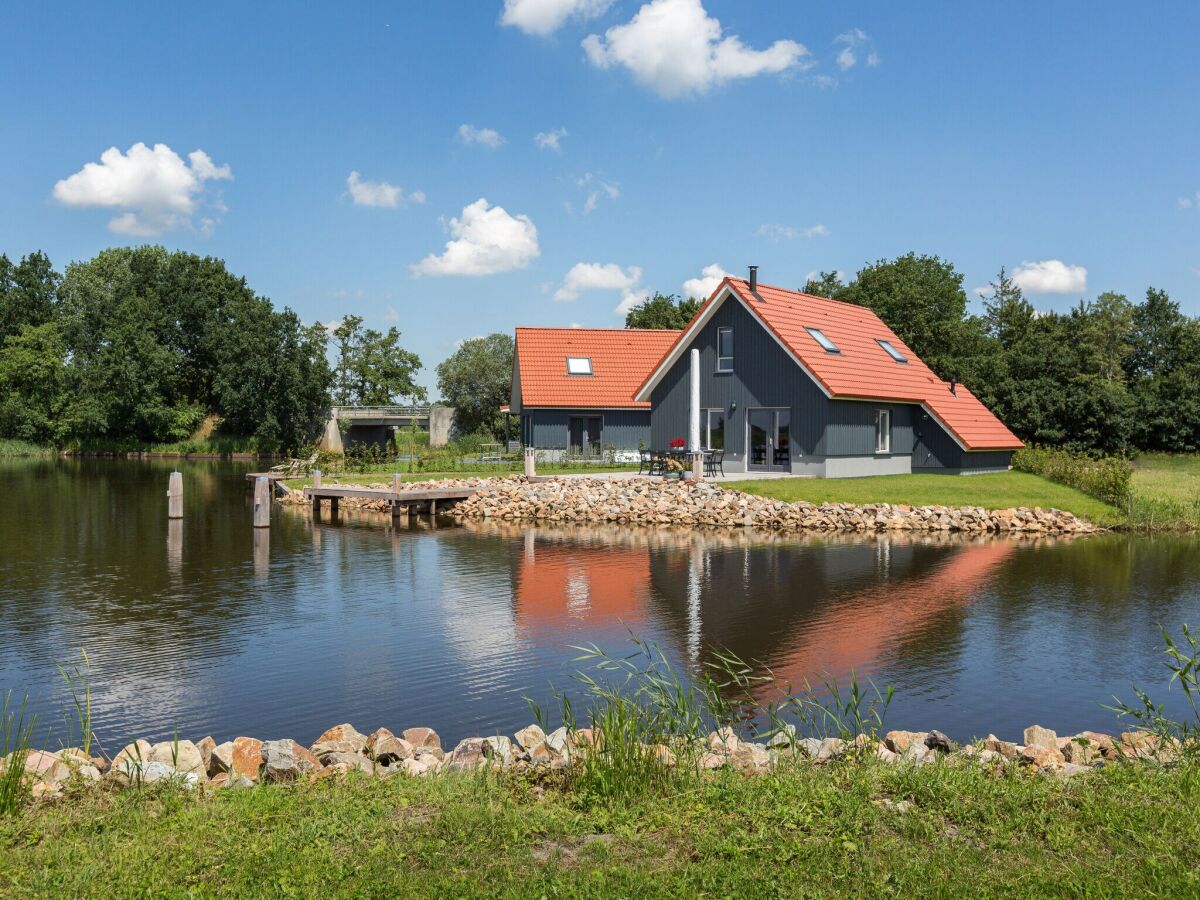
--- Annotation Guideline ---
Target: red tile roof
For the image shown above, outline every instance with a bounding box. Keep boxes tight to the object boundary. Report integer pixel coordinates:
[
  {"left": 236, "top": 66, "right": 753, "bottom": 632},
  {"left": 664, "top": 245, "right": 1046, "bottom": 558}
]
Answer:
[
  {"left": 515, "top": 327, "right": 681, "bottom": 409},
  {"left": 640, "top": 278, "right": 1023, "bottom": 452}
]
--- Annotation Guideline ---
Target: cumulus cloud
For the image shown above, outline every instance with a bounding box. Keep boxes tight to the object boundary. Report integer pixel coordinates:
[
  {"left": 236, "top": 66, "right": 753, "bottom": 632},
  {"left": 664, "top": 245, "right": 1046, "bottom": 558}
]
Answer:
[
  {"left": 756, "top": 223, "right": 828, "bottom": 242},
  {"left": 681, "top": 263, "right": 729, "bottom": 300},
  {"left": 1179, "top": 191, "right": 1200, "bottom": 209},
  {"left": 52, "top": 142, "right": 232, "bottom": 235},
  {"left": 834, "top": 28, "right": 880, "bottom": 71},
  {"left": 457, "top": 124, "right": 506, "bottom": 148},
  {"left": 566, "top": 172, "right": 620, "bottom": 214},
  {"left": 500, "top": 0, "right": 613, "bottom": 36},
  {"left": 345, "top": 171, "right": 424, "bottom": 208},
  {"left": 1011, "top": 259, "right": 1088, "bottom": 294},
  {"left": 554, "top": 262, "right": 642, "bottom": 301},
  {"left": 535, "top": 127, "right": 569, "bottom": 151},
  {"left": 582, "top": 0, "right": 811, "bottom": 99},
  {"left": 410, "top": 198, "right": 539, "bottom": 277}
]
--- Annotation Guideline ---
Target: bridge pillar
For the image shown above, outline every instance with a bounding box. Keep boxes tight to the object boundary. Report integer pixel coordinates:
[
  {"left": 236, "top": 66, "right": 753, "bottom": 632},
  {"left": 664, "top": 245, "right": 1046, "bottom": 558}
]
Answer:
[{"left": 429, "top": 405, "right": 454, "bottom": 448}]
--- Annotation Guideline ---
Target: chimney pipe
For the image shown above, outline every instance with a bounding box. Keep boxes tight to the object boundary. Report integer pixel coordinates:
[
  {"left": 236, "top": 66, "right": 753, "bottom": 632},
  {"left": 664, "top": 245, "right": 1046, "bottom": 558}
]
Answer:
[
  {"left": 949, "top": 377, "right": 958, "bottom": 396},
  {"left": 748, "top": 265, "right": 758, "bottom": 294}
]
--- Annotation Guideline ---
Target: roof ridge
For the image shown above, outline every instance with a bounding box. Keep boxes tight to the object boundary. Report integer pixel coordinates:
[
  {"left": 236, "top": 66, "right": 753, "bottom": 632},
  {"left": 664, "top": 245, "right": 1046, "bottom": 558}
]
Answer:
[
  {"left": 515, "top": 326, "right": 681, "bottom": 334},
  {"left": 729, "top": 277, "right": 871, "bottom": 314}
]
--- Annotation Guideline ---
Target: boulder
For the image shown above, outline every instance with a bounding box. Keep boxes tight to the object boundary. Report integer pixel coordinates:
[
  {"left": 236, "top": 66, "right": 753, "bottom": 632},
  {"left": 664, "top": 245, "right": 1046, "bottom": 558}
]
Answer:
[
  {"left": 402, "top": 727, "right": 442, "bottom": 752},
  {"left": 983, "top": 734, "right": 1020, "bottom": 759},
  {"left": 20, "top": 750, "right": 71, "bottom": 786},
  {"left": 445, "top": 738, "right": 488, "bottom": 772},
  {"left": 514, "top": 724, "right": 546, "bottom": 752},
  {"left": 545, "top": 727, "right": 572, "bottom": 758},
  {"left": 148, "top": 740, "right": 207, "bottom": 780},
  {"left": 196, "top": 736, "right": 216, "bottom": 773},
  {"left": 230, "top": 737, "right": 264, "bottom": 782},
  {"left": 210, "top": 741, "right": 234, "bottom": 776},
  {"left": 1023, "top": 725, "right": 1058, "bottom": 750},
  {"left": 484, "top": 736, "right": 514, "bottom": 766},
  {"left": 816, "top": 737, "right": 846, "bottom": 761},
  {"left": 1062, "top": 737, "right": 1100, "bottom": 765},
  {"left": 1019, "top": 745, "right": 1065, "bottom": 770},
  {"left": 366, "top": 729, "right": 414, "bottom": 765},
  {"left": 310, "top": 723, "right": 368, "bottom": 757},
  {"left": 401, "top": 756, "right": 440, "bottom": 777},
  {"left": 110, "top": 739, "right": 152, "bottom": 776},
  {"left": 141, "top": 761, "right": 201, "bottom": 787},
  {"left": 731, "top": 742, "right": 770, "bottom": 773},
  {"left": 321, "top": 751, "right": 374, "bottom": 775},
  {"left": 261, "top": 740, "right": 324, "bottom": 782},
  {"left": 706, "top": 727, "right": 739, "bottom": 755},
  {"left": 885, "top": 730, "right": 927, "bottom": 753},
  {"left": 767, "top": 725, "right": 796, "bottom": 749}
]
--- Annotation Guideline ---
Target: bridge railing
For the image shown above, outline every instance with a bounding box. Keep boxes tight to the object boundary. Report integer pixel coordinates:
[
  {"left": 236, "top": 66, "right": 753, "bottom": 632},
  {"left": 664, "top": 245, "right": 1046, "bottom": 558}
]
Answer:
[{"left": 333, "top": 406, "right": 431, "bottom": 419}]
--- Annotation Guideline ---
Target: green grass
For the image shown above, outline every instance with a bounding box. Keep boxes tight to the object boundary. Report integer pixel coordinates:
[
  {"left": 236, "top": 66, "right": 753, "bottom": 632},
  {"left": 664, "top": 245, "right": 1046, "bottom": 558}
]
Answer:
[
  {"left": 725, "top": 470, "right": 1123, "bottom": 526},
  {"left": 0, "top": 439, "right": 55, "bottom": 458},
  {"left": 1125, "top": 454, "right": 1200, "bottom": 531},
  {"left": 2, "top": 760, "right": 1198, "bottom": 896}
]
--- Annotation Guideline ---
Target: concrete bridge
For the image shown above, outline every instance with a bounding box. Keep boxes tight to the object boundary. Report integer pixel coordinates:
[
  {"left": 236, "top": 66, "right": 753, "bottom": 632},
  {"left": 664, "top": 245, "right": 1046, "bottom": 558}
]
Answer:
[{"left": 317, "top": 405, "right": 455, "bottom": 453}]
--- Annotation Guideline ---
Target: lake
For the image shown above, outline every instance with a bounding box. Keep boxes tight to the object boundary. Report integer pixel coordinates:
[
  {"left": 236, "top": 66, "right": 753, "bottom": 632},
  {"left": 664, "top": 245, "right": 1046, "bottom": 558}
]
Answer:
[{"left": 2, "top": 458, "right": 1198, "bottom": 751}]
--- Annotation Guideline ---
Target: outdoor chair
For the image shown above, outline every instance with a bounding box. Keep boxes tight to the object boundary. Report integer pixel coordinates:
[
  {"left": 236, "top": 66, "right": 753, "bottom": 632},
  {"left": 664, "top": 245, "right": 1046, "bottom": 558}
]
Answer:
[
  {"left": 647, "top": 451, "right": 667, "bottom": 477},
  {"left": 638, "top": 448, "right": 652, "bottom": 475},
  {"left": 705, "top": 449, "right": 725, "bottom": 478}
]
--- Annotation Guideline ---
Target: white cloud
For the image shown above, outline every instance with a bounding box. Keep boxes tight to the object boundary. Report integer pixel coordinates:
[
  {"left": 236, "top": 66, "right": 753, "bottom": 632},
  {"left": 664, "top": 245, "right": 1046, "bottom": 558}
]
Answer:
[
  {"left": 1011, "top": 259, "right": 1088, "bottom": 294},
  {"left": 535, "top": 127, "right": 569, "bottom": 151},
  {"left": 804, "top": 268, "right": 847, "bottom": 285},
  {"left": 501, "top": 0, "right": 613, "bottom": 36},
  {"left": 410, "top": 198, "right": 539, "bottom": 277},
  {"left": 52, "top": 142, "right": 232, "bottom": 235},
  {"left": 582, "top": 0, "right": 811, "bottom": 99},
  {"left": 457, "top": 124, "right": 507, "bottom": 148},
  {"left": 681, "top": 263, "right": 729, "bottom": 300},
  {"left": 756, "top": 223, "right": 827, "bottom": 242},
  {"left": 345, "top": 171, "right": 424, "bottom": 208},
  {"left": 383, "top": 306, "right": 400, "bottom": 322},
  {"left": 834, "top": 28, "right": 879, "bottom": 71},
  {"left": 554, "top": 262, "right": 642, "bottom": 301},
  {"left": 569, "top": 172, "right": 620, "bottom": 214},
  {"left": 1179, "top": 192, "right": 1199, "bottom": 209}
]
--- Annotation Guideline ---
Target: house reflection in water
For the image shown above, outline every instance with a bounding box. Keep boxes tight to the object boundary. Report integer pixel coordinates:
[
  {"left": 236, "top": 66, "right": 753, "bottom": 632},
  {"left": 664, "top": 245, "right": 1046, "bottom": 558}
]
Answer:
[{"left": 495, "top": 521, "right": 1020, "bottom": 693}]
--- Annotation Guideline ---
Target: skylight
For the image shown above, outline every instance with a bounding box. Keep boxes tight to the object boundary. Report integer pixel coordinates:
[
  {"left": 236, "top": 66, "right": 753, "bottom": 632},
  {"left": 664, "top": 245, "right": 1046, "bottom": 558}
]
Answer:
[
  {"left": 566, "top": 356, "right": 593, "bottom": 375},
  {"left": 877, "top": 339, "right": 908, "bottom": 363},
  {"left": 806, "top": 327, "right": 840, "bottom": 353}
]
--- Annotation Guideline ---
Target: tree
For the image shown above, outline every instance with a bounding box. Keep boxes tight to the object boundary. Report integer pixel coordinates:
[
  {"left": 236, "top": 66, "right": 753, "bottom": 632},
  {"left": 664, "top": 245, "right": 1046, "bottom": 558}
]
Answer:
[
  {"left": 624, "top": 292, "right": 700, "bottom": 329},
  {"left": 0, "top": 251, "right": 59, "bottom": 341},
  {"left": 981, "top": 267, "right": 1036, "bottom": 349},
  {"left": 330, "top": 315, "right": 425, "bottom": 406},
  {"left": 801, "top": 271, "right": 845, "bottom": 299},
  {"left": 436, "top": 332, "right": 514, "bottom": 438},
  {"left": 839, "top": 253, "right": 976, "bottom": 380},
  {"left": 0, "top": 321, "right": 69, "bottom": 444}
]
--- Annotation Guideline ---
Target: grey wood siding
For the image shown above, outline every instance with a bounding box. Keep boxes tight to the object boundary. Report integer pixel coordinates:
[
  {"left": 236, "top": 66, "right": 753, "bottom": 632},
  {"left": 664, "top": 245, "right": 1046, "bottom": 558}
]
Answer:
[
  {"left": 650, "top": 300, "right": 828, "bottom": 461},
  {"left": 912, "top": 413, "right": 1014, "bottom": 472},
  {"left": 649, "top": 299, "right": 917, "bottom": 463},
  {"left": 524, "top": 409, "right": 650, "bottom": 450}
]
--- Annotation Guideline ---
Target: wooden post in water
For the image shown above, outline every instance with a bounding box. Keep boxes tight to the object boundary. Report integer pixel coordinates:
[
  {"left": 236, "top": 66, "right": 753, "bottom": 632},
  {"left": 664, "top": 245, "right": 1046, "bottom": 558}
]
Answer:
[
  {"left": 312, "top": 469, "right": 322, "bottom": 488},
  {"left": 392, "top": 473, "right": 401, "bottom": 494},
  {"left": 253, "top": 476, "right": 271, "bottom": 528},
  {"left": 167, "top": 471, "right": 183, "bottom": 519},
  {"left": 524, "top": 447, "right": 536, "bottom": 478}
]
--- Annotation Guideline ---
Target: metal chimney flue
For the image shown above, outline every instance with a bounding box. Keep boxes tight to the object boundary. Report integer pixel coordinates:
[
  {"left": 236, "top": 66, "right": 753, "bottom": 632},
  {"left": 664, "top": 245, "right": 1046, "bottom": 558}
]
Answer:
[
  {"left": 748, "top": 265, "right": 758, "bottom": 294},
  {"left": 949, "top": 377, "right": 958, "bottom": 396}
]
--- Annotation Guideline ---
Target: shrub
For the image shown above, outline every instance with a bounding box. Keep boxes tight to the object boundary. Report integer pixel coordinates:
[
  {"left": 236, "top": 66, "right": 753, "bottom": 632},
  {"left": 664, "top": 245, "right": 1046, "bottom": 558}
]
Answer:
[{"left": 1012, "top": 446, "right": 1132, "bottom": 506}]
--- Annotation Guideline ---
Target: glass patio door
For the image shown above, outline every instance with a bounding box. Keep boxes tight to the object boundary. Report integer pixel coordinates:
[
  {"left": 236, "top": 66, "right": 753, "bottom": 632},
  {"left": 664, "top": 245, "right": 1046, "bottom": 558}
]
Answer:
[
  {"left": 747, "top": 408, "right": 790, "bottom": 472},
  {"left": 569, "top": 416, "right": 602, "bottom": 456}
]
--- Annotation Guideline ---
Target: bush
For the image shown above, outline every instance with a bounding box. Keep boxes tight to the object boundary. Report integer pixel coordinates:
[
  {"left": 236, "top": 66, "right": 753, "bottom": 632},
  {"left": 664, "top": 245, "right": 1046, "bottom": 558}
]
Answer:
[{"left": 1012, "top": 446, "right": 1132, "bottom": 506}]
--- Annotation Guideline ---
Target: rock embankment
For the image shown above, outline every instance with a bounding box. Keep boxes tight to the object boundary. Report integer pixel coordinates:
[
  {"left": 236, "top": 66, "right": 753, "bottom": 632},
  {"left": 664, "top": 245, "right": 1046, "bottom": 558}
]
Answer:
[
  {"left": 2, "top": 722, "right": 1177, "bottom": 800},
  {"left": 450, "top": 477, "right": 1098, "bottom": 534}
]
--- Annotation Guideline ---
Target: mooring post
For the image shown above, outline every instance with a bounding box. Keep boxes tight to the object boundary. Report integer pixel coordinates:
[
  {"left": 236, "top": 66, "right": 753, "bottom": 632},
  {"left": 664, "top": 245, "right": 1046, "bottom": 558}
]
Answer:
[
  {"left": 691, "top": 451, "right": 705, "bottom": 482},
  {"left": 167, "top": 471, "right": 183, "bottom": 519},
  {"left": 524, "top": 447, "right": 536, "bottom": 478},
  {"left": 253, "top": 475, "right": 270, "bottom": 528},
  {"left": 312, "top": 469, "right": 322, "bottom": 488}
]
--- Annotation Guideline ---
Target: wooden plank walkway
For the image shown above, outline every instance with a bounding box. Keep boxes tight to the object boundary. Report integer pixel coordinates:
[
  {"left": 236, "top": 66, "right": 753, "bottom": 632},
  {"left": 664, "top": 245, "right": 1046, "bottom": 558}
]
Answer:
[
  {"left": 245, "top": 472, "right": 289, "bottom": 490},
  {"left": 301, "top": 485, "right": 479, "bottom": 519}
]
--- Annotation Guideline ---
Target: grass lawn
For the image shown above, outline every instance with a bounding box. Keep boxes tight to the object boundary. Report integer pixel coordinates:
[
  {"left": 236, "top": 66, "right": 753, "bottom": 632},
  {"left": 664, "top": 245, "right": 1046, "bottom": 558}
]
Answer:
[
  {"left": 2, "top": 761, "right": 1197, "bottom": 896},
  {"left": 725, "top": 470, "right": 1122, "bottom": 526},
  {"left": 1132, "top": 453, "right": 1200, "bottom": 505}
]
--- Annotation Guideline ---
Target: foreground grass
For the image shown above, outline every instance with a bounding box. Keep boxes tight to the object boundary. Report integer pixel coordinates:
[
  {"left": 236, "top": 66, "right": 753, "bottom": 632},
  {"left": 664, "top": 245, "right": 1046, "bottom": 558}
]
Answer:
[
  {"left": 726, "top": 470, "right": 1122, "bottom": 526},
  {"left": 2, "top": 761, "right": 1198, "bottom": 896},
  {"left": 1126, "top": 453, "right": 1200, "bottom": 530}
]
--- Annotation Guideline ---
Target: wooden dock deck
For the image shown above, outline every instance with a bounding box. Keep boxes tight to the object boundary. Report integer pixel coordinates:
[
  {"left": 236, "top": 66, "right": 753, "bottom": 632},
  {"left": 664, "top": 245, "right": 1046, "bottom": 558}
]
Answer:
[
  {"left": 301, "top": 485, "right": 479, "bottom": 519},
  {"left": 245, "top": 472, "right": 289, "bottom": 489}
]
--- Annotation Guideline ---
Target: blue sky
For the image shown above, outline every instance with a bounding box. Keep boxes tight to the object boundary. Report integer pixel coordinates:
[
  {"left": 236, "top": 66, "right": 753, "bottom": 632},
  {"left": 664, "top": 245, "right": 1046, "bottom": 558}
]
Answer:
[{"left": 3, "top": 0, "right": 1198, "bottom": 391}]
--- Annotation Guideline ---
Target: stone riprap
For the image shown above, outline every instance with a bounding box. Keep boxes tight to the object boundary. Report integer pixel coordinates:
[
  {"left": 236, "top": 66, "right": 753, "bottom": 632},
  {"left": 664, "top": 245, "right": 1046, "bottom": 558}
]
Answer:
[
  {"left": 448, "top": 477, "right": 1099, "bottom": 534},
  {"left": 0, "top": 723, "right": 1179, "bottom": 800}
]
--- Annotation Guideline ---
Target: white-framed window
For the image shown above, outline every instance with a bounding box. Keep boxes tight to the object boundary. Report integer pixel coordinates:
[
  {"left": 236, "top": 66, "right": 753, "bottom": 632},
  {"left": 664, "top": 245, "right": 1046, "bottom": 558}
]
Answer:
[
  {"left": 705, "top": 409, "right": 726, "bottom": 450},
  {"left": 877, "top": 339, "right": 908, "bottom": 363},
  {"left": 717, "top": 327, "right": 734, "bottom": 372},
  {"left": 875, "top": 409, "right": 891, "bottom": 454},
  {"left": 806, "top": 326, "right": 840, "bottom": 353},
  {"left": 566, "top": 356, "right": 593, "bottom": 375}
]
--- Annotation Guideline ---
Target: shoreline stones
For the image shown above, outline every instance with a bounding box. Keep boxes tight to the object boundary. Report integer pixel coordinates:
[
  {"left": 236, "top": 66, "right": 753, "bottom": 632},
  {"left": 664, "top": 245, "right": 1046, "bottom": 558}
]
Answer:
[
  {"left": 2, "top": 720, "right": 1180, "bottom": 802},
  {"left": 451, "top": 477, "right": 1096, "bottom": 534}
]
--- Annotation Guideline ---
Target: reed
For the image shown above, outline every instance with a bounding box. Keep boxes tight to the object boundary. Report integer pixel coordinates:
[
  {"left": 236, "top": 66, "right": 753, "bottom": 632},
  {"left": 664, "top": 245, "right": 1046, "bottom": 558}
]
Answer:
[
  {"left": 1109, "top": 623, "right": 1200, "bottom": 756},
  {"left": 1, "top": 691, "right": 36, "bottom": 816},
  {"left": 54, "top": 648, "right": 95, "bottom": 759}
]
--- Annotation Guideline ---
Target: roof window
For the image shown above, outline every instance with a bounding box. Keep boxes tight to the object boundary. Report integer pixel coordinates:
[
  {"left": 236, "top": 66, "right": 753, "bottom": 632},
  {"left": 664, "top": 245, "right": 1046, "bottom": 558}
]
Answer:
[
  {"left": 877, "top": 339, "right": 908, "bottom": 363},
  {"left": 566, "top": 356, "right": 593, "bottom": 375},
  {"left": 805, "top": 327, "right": 840, "bottom": 354}
]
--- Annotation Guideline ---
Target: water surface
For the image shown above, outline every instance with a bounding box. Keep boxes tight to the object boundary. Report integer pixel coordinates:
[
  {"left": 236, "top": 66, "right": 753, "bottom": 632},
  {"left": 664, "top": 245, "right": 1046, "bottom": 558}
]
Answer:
[{"left": 2, "top": 458, "right": 1198, "bottom": 749}]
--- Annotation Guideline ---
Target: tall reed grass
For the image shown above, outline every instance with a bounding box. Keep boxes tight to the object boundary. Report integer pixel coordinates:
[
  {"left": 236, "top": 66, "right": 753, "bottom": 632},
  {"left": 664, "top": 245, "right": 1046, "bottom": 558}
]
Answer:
[{"left": 1, "top": 691, "right": 36, "bottom": 816}]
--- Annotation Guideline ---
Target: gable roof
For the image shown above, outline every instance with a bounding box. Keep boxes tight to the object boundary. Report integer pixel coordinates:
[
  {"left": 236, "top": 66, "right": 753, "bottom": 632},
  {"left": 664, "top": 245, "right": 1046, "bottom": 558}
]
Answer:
[
  {"left": 636, "top": 278, "right": 1023, "bottom": 452},
  {"left": 515, "top": 326, "right": 680, "bottom": 410}
]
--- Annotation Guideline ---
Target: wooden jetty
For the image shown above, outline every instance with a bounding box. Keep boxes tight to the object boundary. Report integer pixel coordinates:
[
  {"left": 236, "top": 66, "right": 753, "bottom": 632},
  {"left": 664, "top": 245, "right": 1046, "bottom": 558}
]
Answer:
[
  {"left": 301, "top": 485, "right": 479, "bottom": 520},
  {"left": 245, "top": 472, "right": 289, "bottom": 490}
]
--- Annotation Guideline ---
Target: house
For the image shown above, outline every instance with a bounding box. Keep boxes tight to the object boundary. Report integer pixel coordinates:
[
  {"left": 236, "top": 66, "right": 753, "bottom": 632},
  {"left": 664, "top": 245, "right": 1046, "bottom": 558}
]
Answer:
[
  {"left": 633, "top": 269, "right": 1023, "bottom": 476},
  {"left": 510, "top": 326, "right": 680, "bottom": 456}
]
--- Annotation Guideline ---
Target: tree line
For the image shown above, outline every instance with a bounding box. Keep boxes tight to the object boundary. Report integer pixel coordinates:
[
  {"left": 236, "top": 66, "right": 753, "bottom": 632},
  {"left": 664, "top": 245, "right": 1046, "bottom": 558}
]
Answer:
[
  {"left": 0, "top": 247, "right": 425, "bottom": 451},
  {"left": 623, "top": 253, "right": 1196, "bottom": 455}
]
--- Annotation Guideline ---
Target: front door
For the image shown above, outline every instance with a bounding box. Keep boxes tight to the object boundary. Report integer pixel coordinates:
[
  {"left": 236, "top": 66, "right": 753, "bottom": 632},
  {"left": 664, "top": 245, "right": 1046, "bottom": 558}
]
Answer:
[
  {"left": 747, "top": 408, "right": 791, "bottom": 472},
  {"left": 569, "top": 416, "right": 602, "bottom": 456}
]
